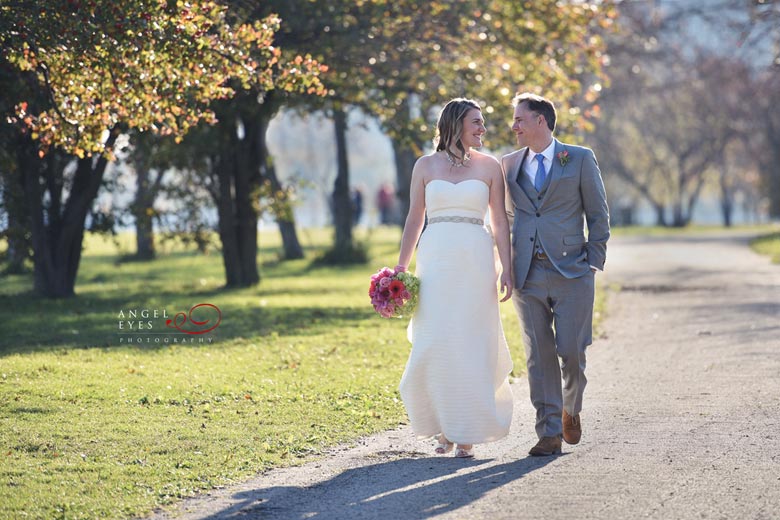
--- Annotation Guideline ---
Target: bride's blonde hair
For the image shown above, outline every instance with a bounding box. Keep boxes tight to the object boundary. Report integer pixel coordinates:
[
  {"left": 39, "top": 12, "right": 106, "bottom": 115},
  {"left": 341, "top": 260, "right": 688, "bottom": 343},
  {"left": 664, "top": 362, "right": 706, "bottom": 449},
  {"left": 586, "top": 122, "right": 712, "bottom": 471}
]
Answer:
[{"left": 433, "top": 98, "right": 481, "bottom": 164}]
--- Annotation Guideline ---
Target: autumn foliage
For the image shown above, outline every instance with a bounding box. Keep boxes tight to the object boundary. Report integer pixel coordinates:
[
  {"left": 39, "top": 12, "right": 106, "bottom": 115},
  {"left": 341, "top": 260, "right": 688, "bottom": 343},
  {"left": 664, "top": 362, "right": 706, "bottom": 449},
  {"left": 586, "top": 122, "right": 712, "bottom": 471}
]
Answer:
[{"left": 2, "top": 0, "right": 327, "bottom": 157}]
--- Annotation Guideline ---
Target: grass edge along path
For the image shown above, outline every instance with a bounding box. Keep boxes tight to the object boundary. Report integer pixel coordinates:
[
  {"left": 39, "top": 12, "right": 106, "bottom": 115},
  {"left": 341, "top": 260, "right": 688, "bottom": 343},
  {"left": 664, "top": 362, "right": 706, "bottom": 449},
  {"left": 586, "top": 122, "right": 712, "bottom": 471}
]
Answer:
[{"left": 750, "top": 231, "right": 780, "bottom": 263}]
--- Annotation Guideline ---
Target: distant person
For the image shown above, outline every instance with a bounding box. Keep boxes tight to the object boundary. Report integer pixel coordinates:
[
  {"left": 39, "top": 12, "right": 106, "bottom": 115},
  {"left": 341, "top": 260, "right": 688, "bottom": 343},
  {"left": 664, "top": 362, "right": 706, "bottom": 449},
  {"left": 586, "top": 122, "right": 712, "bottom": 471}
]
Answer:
[
  {"left": 396, "top": 98, "right": 514, "bottom": 459},
  {"left": 502, "top": 92, "right": 610, "bottom": 456},
  {"left": 351, "top": 187, "right": 364, "bottom": 227},
  {"left": 376, "top": 183, "right": 395, "bottom": 225}
]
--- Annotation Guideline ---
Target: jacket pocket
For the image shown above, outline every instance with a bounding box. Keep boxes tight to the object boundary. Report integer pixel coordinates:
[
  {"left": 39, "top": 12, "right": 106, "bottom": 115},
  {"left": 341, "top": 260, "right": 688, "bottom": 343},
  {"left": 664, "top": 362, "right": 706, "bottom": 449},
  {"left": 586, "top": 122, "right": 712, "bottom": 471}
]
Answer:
[{"left": 563, "top": 234, "right": 586, "bottom": 245}]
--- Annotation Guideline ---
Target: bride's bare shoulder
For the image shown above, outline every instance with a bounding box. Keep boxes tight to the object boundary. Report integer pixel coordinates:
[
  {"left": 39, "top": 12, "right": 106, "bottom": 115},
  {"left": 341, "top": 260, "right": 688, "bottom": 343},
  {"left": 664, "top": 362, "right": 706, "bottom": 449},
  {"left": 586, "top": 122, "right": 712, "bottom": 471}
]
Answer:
[
  {"left": 412, "top": 152, "right": 440, "bottom": 180},
  {"left": 415, "top": 151, "right": 441, "bottom": 166}
]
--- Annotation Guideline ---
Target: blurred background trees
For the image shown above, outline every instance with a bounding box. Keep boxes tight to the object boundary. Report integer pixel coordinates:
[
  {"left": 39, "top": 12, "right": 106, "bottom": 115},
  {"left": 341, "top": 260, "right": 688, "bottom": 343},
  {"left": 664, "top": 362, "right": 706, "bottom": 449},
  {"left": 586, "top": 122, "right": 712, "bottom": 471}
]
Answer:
[
  {"left": 595, "top": 0, "right": 779, "bottom": 227},
  {"left": 0, "top": 0, "right": 325, "bottom": 295},
  {"left": 1, "top": 0, "right": 778, "bottom": 297}
]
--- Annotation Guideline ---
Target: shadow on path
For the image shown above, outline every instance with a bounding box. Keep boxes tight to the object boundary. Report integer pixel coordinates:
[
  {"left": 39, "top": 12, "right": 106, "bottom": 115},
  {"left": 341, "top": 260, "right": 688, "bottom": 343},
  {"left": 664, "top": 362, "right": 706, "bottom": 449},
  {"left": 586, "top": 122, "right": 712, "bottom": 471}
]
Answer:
[{"left": 197, "top": 453, "right": 560, "bottom": 519}]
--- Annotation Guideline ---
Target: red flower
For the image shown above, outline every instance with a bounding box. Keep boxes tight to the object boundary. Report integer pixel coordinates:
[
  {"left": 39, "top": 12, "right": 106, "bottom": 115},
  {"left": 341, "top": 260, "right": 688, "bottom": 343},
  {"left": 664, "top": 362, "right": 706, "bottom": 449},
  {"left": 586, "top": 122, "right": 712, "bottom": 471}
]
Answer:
[{"left": 389, "top": 280, "right": 405, "bottom": 297}]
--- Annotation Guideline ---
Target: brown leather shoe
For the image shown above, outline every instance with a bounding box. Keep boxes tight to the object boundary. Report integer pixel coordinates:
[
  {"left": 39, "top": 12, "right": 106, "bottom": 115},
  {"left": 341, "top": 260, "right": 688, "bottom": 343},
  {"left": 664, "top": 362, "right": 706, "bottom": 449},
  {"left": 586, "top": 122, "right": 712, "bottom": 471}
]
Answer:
[
  {"left": 563, "top": 410, "right": 582, "bottom": 445},
  {"left": 528, "top": 436, "right": 562, "bottom": 456}
]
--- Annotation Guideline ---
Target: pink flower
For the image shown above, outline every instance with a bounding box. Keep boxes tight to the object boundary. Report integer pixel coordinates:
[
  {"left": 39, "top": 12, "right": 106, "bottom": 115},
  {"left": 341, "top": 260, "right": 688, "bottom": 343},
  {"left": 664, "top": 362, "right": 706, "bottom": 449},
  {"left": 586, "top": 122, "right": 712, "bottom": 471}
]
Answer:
[
  {"left": 557, "top": 150, "right": 570, "bottom": 166},
  {"left": 379, "top": 277, "right": 392, "bottom": 289}
]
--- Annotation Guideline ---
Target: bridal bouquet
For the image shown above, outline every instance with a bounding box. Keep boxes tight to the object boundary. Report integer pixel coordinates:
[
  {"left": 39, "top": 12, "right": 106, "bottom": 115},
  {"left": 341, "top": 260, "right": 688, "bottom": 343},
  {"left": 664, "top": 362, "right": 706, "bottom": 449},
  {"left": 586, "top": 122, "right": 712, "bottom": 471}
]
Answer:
[{"left": 369, "top": 267, "right": 420, "bottom": 318}]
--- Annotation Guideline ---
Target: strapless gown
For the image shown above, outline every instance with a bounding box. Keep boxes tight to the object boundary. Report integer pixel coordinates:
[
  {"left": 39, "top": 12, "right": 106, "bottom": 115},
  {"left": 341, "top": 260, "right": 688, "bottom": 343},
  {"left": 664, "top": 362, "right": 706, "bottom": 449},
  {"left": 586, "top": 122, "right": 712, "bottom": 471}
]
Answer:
[{"left": 399, "top": 179, "right": 513, "bottom": 444}]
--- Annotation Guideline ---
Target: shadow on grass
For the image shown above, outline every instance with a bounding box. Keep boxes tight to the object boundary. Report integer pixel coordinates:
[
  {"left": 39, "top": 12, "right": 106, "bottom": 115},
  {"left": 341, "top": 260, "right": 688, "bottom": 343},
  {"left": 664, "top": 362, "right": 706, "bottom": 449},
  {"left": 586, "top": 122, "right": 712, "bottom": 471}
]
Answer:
[
  {"left": 0, "top": 288, "right": 372, "bottom": 357},
  {"left": 0, "top": 234, "right": 394, "bottom": 357}
]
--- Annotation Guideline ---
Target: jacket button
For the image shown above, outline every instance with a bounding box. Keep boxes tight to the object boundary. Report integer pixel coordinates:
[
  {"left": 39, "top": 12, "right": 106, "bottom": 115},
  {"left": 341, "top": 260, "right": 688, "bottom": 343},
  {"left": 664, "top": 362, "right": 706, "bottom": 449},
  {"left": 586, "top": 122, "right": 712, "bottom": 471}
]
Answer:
[
  {"left": 537, "top": 196, "right": 542, "bottom": 200},
  {"left": 563, "top": 251, "right": 568, "bottom": 256},
  {"left": 535, "top": 212, "right": 540, "bottom": 217},
  {"left": 529, "top": 237, "right": 534, "bottom": 241}
]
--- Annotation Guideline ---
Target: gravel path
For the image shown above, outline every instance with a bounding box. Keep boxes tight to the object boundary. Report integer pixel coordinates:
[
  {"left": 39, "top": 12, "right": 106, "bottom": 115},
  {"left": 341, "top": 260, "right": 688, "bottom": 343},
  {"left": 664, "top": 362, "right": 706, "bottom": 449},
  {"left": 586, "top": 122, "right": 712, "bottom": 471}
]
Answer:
[{"left": 149, "top": 231, "right": 780, "bottom": 520}]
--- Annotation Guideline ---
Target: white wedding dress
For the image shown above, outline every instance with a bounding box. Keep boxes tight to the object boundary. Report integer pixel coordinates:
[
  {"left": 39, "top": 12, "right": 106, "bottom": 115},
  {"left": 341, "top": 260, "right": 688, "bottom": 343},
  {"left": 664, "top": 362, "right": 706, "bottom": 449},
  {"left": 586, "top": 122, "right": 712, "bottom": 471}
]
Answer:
[{"left": 400, "top": 179, "right": 514, "bottom": 444}]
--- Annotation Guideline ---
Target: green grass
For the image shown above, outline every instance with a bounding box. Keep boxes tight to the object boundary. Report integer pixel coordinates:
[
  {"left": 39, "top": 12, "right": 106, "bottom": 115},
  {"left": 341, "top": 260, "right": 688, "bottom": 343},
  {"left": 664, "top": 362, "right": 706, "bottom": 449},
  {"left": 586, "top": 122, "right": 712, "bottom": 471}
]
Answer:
[
  {"left": 0, "top": 227, "right": 540, "bottom": 519},
  {"left": 750, "top": 231, "right": 780, "bottom": 263}
]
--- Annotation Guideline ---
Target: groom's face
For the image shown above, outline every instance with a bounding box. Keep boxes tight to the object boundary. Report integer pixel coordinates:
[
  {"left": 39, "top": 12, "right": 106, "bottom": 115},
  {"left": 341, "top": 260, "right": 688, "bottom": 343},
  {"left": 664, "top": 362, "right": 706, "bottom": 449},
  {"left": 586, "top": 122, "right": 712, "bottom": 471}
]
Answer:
[{"left": 511, "top": 102, "right": 544, "bottom": 148}]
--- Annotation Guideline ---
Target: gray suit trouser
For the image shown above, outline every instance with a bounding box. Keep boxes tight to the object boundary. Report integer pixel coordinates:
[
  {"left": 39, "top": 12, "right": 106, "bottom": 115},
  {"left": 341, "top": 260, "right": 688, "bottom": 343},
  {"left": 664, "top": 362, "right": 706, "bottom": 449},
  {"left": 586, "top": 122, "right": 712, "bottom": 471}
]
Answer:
[{"left": 512, "top": 255, "right": 594, "bottom": 439}]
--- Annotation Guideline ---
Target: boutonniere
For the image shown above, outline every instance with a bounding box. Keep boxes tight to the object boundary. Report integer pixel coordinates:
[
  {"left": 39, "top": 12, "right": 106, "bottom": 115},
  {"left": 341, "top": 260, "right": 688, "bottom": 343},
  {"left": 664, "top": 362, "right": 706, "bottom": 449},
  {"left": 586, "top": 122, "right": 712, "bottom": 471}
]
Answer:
[{"left": 557, "top": 150, "right": 570, "bottom": 166}]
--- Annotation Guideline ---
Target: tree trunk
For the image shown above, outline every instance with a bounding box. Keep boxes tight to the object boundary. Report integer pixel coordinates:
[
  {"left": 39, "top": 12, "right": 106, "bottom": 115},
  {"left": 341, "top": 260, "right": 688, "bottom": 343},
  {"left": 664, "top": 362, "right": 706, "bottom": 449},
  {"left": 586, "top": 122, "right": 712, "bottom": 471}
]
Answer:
[
  {"left": 392, "top": 139, "right": 416, "bottom": 226},
  {"left": 652, "top": 203, "right": 667, "bottom": 227},
  {"left": 135, "top": 209, "right": 155, "bottom": 259},
  {"left": 257, "top": 112, "right": 304, "bottom": 260},
  {"left": 268, "top": 165, "right": 304, "bottom": 260},
  {"left": 213, "top": 122, "right": 260, "bottom": 288},
  {"left": 214, "top": 152, "right": 244, "bottom": 287},
  {"left": 766, "top": 163, "right": 780, "bottom": 219},
  {"left": 715, "top": 159, "right": 733, "bottom": 227},
  {"left": 721, "top": 199, "right": 733, "bottom": 228},
  {"left": 1, "top": 165, "right": 30, "bottom": 273},
  {"left": 332, "top": 107, "right": 353, "bottom": 252},
  {"left": 234, "top": 120, "right": 260, "bottom": 287},
  {"left": 132, "top": 160, "right": 157, "bottom": 260},
  {"left": 4, "top": 217, "right": 29, "bottom": 273},
  {"left": 211, "top": 90, "right": 309, "bottom": 283},
  {"left": 20, "top": 131, "right": 118, "bottom": 298},
  {"left": 671, "top": 204, "right": 685, "bottom": 227},
  {"left": 759, "top": 88, "right": 780, "bottom": 219},
  {"left": 682, "top": 169, "right": 707, "bottom": 227},
  {"left": 770, "top": 175, "right": 780, "bottom": 219}
]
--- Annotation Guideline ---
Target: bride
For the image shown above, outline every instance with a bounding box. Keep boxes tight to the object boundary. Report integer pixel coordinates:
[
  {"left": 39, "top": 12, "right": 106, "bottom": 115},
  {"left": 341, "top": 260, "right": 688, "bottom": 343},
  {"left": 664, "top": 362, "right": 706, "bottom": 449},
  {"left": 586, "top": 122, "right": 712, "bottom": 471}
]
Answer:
[{"left": 395, "top": 98, "right": 514, "bottom": 458}]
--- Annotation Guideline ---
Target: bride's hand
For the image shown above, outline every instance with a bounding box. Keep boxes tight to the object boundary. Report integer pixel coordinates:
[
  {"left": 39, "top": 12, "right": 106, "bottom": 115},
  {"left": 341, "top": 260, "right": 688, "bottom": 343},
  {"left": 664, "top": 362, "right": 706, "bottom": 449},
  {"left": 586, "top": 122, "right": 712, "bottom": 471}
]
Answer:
[
  {"left": 394, "top": 264, "right": 407, "bottom": 273},
  {"left": 499, "top": 272, "right": 513, "bottom": 302}
]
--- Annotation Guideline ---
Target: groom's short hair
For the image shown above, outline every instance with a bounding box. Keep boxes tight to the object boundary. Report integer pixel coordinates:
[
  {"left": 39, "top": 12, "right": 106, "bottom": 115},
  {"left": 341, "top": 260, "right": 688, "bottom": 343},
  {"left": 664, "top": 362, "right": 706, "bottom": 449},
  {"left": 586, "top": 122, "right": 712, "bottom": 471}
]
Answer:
[{"left": 512, "top": 93, "right": 556, "bottom": 132}]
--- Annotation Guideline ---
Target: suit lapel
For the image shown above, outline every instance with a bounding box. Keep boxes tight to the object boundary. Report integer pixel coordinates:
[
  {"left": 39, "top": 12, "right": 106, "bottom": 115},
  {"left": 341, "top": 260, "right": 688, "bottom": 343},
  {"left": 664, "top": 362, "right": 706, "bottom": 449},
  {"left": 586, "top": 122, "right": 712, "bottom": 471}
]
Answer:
[
  {"left": 509, "top": 148, "right": 535, "bottom": 207},
  {"left": 518, "top": 160, "right": 537, "bottom": 202}
]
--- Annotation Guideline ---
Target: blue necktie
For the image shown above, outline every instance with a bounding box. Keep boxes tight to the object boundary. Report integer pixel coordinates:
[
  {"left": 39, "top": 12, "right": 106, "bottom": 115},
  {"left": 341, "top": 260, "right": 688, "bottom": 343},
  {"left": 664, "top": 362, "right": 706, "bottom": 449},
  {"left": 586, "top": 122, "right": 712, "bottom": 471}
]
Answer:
[{"left": 534, "top": 154, "right": 546, "bottom": 192}]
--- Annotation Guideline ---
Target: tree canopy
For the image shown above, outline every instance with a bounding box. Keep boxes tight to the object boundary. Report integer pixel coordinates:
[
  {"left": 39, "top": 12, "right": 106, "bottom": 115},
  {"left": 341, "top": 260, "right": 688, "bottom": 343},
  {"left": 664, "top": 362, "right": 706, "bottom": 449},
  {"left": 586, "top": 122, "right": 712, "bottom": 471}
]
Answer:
[{"left": 1, "top": 0, "right": 327, "bottom": 157}]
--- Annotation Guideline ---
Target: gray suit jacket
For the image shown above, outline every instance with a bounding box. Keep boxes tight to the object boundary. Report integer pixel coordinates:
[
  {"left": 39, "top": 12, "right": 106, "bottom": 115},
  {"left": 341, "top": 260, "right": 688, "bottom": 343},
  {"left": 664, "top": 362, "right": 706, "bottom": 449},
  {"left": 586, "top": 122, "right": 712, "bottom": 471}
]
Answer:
[{"left": 502, "top": 138, "right": 610, "bottom": 289}]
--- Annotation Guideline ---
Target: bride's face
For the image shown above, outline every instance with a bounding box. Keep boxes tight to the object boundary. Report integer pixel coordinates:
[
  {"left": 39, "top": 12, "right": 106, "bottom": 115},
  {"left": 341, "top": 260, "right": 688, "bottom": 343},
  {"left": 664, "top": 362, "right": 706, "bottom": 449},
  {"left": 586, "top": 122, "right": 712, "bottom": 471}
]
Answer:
[{"left": 459, "top": 108, "right": 486, "bottom": 149}]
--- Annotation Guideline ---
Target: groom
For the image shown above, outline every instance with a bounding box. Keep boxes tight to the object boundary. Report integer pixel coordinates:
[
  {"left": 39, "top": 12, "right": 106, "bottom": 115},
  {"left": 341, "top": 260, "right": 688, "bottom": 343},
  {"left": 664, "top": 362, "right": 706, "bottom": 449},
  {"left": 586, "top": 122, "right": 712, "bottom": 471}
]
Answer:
[{"left": 502, "top": 93, "right": 610, "bottom": 456}]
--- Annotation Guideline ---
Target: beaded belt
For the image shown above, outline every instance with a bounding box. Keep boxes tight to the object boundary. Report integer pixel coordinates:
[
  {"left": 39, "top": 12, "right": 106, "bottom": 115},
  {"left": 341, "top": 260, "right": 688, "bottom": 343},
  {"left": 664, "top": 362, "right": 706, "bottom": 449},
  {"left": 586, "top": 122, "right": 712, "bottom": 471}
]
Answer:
[{"left": 428, "top": 216, "right": 484, "bottom": 226}]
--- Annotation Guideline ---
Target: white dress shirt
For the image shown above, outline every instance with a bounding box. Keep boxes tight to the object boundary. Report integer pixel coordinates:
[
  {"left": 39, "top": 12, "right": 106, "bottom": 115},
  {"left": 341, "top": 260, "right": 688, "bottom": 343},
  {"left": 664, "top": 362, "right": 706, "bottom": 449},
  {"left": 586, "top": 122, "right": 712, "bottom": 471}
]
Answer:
[{"left": 523, "top": 140, "right": 555, "bottom": 187}]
